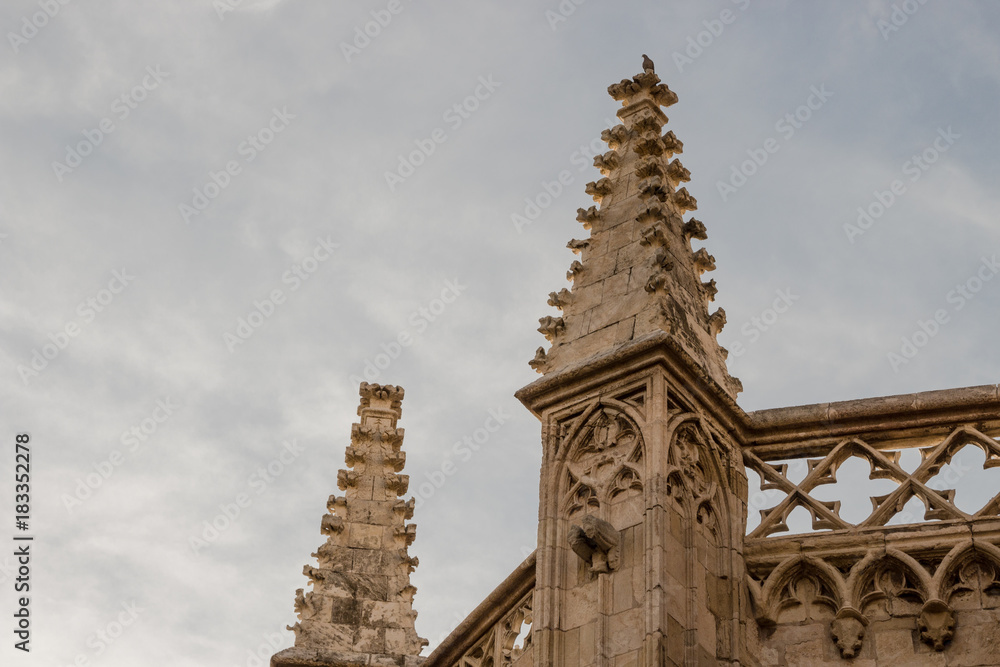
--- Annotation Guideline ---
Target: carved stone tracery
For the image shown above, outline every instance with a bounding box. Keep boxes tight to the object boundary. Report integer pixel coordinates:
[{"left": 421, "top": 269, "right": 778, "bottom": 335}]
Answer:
[{"left": 563, "top": 407, "right": 644, "bottom": 517}]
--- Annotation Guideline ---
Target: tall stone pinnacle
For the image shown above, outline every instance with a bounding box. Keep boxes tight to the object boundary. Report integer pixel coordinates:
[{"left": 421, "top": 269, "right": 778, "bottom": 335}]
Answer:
[
  {"left": 272, "top": 383, "right": 426, "bottom": 667},
  {"left": 529, "top": 63, "right": 742, "bottom": 399}
]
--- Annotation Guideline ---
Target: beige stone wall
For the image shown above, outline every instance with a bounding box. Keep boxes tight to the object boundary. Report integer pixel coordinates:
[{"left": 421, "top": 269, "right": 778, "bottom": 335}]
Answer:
[{"left": 759, "top": 607, "right": 1000, "bottom": 666}]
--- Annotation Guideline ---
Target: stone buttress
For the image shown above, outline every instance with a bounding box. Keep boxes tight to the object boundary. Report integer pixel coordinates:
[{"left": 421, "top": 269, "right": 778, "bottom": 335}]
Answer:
[{"left": 272, "top": 383, "right": 426, "bottom": 667}]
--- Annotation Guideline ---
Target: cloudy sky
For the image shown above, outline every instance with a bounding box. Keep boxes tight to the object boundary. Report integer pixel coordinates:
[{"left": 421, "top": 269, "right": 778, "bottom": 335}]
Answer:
[{"left": 1, "top": 1, "right": 999, "bottom": 664}]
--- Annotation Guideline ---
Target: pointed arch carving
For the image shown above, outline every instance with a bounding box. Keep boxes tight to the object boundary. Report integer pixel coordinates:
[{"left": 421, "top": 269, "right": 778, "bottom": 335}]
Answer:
[
  {"left": 558, "top": 400, "right": 646, "bottom": 518},
  {"left": 760, "top": 555, "right": 849, "bottom": 625},
  {"left": 848, "top": 549, "right": 931, "bottom": 616},
  {"left": 933, "top": 539, "right": 1000, "bottom": 604},
  {"left": 664, "top": 415, "right": 731, "bottom": 529}
]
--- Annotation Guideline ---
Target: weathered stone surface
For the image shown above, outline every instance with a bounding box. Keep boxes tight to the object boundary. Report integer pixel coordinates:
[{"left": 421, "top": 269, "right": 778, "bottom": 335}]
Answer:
[
  {"left": 275, "top": 60, "right": 1000, "bottom": 667},
  {"left": 274, "top": 384, "right": 425, "bottom": 667}
]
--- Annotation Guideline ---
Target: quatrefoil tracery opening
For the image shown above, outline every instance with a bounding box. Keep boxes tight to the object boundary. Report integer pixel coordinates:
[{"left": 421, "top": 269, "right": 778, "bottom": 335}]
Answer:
[{"left": 746, "top": 426, "right": 1000, "bottom": 538}]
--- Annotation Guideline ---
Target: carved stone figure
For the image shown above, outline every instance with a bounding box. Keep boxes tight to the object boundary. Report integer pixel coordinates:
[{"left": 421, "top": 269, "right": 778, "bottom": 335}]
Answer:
[{"left": 568, "top": 514, "right": 620, "bottom": 573}]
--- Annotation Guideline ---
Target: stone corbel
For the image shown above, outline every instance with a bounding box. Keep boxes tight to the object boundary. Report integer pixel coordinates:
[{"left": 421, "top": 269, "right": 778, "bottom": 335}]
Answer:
[
  {"left": 830, "top": 607, "right": 869, "bottom": 660},
  {"left": 918, "top": 599, "right": 954, "bottom": 651},
  {"left": 568, "top": 515, "right": 621, "bottom": 574}
]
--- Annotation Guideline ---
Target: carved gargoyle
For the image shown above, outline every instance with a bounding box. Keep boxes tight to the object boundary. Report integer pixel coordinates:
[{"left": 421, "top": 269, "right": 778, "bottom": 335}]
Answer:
[
  {"left": 566, "top": 238, "right": 590, "bottom": 254},
  {"left": 918, "top": 599, "right": 954, "bottom": 651},
  {"left": 830, "top": 607, "right": 868, "bottom": 659},
  {"left": 568, "top": 515, "right": 620, "bottom": 574}
]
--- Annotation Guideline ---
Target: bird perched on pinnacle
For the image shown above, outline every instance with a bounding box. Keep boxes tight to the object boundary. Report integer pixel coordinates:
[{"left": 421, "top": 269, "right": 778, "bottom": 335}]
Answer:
[{"left": 642, "top": 54, "right": 655, "bottom": 72}]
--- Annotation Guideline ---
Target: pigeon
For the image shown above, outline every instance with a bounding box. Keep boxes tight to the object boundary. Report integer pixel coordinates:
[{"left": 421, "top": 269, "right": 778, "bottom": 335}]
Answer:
[{"left": 642, "top": 54, "right": 655, "bottom": 72}]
